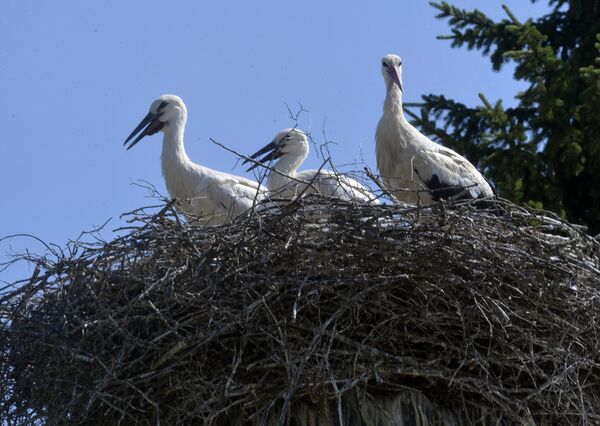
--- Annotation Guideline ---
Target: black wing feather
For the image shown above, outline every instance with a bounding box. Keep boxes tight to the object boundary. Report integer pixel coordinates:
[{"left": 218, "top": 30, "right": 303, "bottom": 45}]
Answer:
[{"left": 422, "top": 173, "right": 476, "bottom": 202}]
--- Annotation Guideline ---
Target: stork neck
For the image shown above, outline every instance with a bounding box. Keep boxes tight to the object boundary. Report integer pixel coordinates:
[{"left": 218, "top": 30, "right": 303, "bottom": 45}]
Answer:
[
  {"left": 384, "top": 84, "right": 406, "bottom": 119},
  {"left": 268, "top": 153, "right": 304, "bottom": 190},
  {"left": 160, "top": 121, "right": 194, "bottom": 197},
  {"left": 162, "top": 122, "right": 191, "bottom": 163}
]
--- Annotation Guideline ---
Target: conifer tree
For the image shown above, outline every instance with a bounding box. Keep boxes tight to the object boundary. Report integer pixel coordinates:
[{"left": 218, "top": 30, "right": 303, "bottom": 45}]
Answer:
[{"left": 408, "top": 1, "right": 600, "bottom": 233}]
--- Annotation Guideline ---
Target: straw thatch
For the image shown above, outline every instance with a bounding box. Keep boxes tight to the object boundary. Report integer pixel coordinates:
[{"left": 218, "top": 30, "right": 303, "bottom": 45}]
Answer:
[{"left": 1, "top": 193, "right": 599, "bottom": 425}]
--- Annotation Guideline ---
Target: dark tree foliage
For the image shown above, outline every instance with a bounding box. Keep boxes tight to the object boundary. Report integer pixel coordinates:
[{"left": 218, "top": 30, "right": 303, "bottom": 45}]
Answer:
[{"left": 407, "top": 0, "right": 600, "bottom": 233}]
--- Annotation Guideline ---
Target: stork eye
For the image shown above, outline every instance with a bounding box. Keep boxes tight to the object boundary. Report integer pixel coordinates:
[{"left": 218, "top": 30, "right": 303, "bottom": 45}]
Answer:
[
  {"left": 382, "top": 62, "right": 389, "bottom": 68},
  {"left": 158, "top": 101, "right": 168, "bottom": 110}
]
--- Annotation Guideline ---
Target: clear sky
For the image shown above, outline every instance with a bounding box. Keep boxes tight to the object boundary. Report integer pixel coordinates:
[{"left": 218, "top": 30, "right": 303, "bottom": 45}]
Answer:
[{"left": 1, "top": 1, "right": 550, "bottom": 284}]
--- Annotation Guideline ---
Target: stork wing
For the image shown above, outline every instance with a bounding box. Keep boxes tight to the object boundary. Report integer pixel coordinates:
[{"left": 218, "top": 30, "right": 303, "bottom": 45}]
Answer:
[
  {"left": 295, "top": 170, "right": 380, "bottom": 204},
  {"left": 413, "top": 145, "right": 493, "bottom": 201},
  {"left": 187, "top": 168, "right": 265, "bottom": 223}
]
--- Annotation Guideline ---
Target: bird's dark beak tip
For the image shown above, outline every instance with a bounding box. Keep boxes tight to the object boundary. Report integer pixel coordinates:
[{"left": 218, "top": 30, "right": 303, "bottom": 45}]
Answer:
[{"left": 123, "top": 111, "right": 162, "bottom": 151}]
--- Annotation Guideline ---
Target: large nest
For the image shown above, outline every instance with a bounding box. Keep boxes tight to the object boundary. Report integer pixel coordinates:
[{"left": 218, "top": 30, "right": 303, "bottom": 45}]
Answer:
[{"left": 1, "top": 196, "right": 600, "bottom": 425}]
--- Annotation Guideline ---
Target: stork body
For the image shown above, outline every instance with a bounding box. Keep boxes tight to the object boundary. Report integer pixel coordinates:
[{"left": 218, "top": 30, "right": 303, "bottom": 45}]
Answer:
[
  {"left": 247, "top": 128, "right": 379, "bottom": 204},
  {"left": 376, "top": 54, "right": 494, "bottom": 205},
  {"left": 124, "top": 95, "right": 265, "bottom": 224}
]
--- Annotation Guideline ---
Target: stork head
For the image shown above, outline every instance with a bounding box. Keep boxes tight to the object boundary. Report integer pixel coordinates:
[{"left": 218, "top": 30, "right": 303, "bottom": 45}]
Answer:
[
  {"left": 245, "top": 128, "right": 308, "bottom": 171},
  {"left": 123, "top": 94, "right": 187, "bottom": 150},
  {"left": 381, "top": 54, "right": 403, "bottom": 93}
]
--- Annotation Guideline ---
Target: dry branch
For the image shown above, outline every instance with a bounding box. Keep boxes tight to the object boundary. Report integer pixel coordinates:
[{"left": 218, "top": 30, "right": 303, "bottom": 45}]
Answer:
[{"left": 1, "top": 195, "right": 599, "bottom": 425}]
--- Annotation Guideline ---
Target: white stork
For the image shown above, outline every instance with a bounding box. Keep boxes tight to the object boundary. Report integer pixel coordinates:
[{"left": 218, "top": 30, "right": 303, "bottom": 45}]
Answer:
[
  {"left": 124, "top": 94, "right": 265, "bottom": 224},
  {"left": 245, "top": 128, "right": 380, "bottom": 204},
  {"left": 376, "top": 54, "right": 494, "bottom": 205}
]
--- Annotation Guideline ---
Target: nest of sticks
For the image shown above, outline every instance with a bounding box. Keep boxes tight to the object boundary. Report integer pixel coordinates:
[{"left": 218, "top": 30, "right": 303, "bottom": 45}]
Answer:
[{"left": 1, "top": 191, "right": 600, "bottom": 425}]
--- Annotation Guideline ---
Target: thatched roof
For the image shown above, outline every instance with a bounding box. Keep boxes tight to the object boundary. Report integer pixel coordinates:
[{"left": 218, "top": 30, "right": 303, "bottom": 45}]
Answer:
[{"left": 1, "top": 197, "right": 599, "bottom": 425}]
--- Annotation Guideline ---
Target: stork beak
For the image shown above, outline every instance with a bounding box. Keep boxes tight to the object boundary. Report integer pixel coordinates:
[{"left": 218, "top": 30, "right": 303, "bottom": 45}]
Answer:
[
  {"left": 123, "top": 111, "right": 165, "bottom": 150},
  {"left": 389, "top": 65, "right": 403, "bottom": 93},
  {"left": 244, "top": 140, "right": 284, "bottom": 171}
]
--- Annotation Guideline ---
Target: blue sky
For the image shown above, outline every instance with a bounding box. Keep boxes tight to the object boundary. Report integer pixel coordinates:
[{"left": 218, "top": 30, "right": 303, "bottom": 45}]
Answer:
[{"left": 0, "top": 1, "right": 550, "bottom": 284}]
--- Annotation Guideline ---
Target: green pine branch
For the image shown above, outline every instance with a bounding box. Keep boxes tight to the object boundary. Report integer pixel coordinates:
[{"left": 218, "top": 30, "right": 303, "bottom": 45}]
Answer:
[{"left": 416, "top": 1, "right": 600, "bottom": 232}]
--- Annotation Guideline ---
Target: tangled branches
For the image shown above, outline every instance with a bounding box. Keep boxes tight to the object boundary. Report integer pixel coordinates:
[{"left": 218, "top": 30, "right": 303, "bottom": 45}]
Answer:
[{"left": 1, "top": 197, "right": 599, "bottom": 425}]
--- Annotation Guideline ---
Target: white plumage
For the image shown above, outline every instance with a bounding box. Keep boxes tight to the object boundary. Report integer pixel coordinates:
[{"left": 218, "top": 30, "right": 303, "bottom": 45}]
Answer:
[
  {"left": 376, "top": 54, "right": 494, "bottom": 205},
  {"left": 124, "top": 94, "right": 265, "bottom": 224},
  {"left": 246, "top": 128, "right": 379, "bottom": 204}
]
